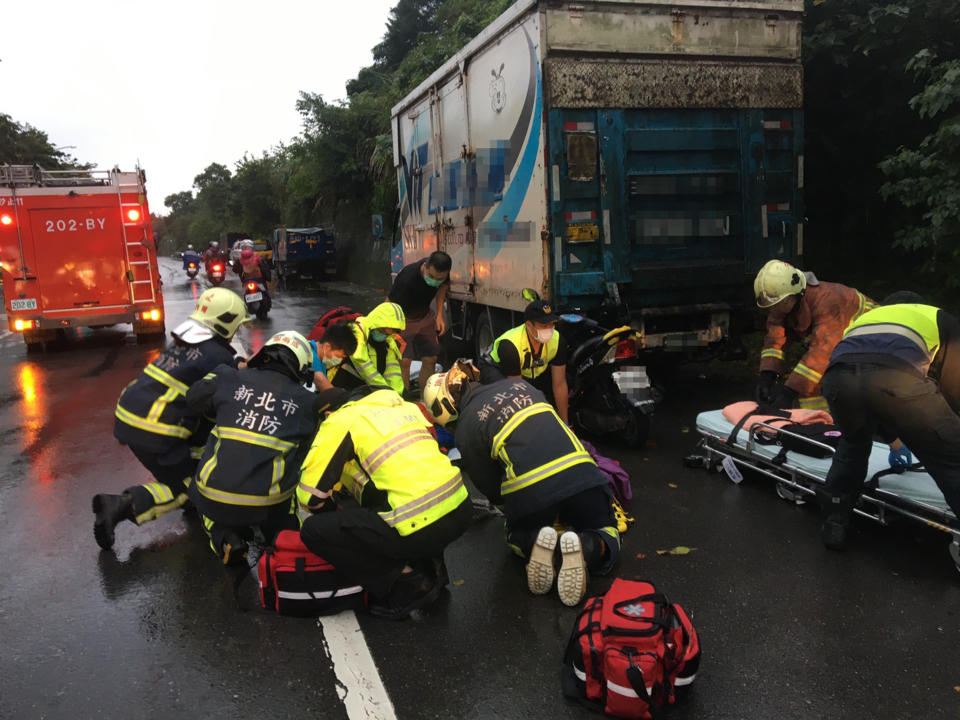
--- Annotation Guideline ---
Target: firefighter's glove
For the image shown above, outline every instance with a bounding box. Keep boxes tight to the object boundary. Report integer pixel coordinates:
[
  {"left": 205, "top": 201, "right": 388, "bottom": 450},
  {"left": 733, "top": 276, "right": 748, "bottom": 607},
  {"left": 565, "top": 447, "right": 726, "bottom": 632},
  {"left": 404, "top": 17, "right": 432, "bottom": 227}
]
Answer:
[
  {"left": 755, "top": 371, "right": 778, "bottom": 405},
  {"left": 888, "top": 446, "right": 913, "bottom": 468},
  {"left": 771, "top": 385, "right": 798, "bottom": 410}
]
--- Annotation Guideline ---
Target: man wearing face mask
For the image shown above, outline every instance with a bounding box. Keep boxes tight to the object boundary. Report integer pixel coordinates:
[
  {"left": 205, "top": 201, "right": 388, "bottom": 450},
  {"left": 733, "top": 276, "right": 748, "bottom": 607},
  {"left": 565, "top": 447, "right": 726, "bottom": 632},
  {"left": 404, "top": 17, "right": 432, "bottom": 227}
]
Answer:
[
  {"left": 389, "top": 251, "right": 452, "bottom": 393},
  {"left": 307, "top": 323, "right": 358, "bottom": 391},
  {"left": 481, "top": 299, "right": 570, "bottom": 424},
  {"left": 328, "top": 302, "right": 407, "bottom": 394}
]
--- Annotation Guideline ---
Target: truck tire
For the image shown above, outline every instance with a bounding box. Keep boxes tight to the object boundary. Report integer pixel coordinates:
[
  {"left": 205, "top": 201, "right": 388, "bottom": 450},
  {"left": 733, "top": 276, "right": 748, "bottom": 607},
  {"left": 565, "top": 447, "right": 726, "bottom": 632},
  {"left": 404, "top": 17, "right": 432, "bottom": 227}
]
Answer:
[{"left": 473, "top": 311, "right": 499, "bottom": 361}]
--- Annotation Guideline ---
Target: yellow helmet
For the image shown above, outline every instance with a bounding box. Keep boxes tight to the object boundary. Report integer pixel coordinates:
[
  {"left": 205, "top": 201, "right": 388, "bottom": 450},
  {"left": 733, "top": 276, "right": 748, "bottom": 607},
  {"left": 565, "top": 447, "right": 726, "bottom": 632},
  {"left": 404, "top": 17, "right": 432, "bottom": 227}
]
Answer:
[
  {"left": 754, "top": 260, "right": 806, "bottom": 309},
  {"left": 262, "top": 331, "right": 313, "bottom": 373},
  {"left": 189, "top": 288, "right": 249, "bottom": 338},
  {"left": 421, "top": 360, "right": 480, "bottom": 426},
  {"left": 248, "top": 330, "right": 313, "bottom": 382}
]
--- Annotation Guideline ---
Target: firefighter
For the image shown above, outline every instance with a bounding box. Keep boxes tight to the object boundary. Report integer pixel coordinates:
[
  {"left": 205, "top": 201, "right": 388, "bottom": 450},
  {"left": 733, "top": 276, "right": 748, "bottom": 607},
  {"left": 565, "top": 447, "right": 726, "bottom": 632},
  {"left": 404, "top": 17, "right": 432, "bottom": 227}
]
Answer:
[
  {"left": 480, "top": 299, "right": 570, "bottom": 423},
  {"left": 297, "top": 385, "right": 472, "bottom": 620},
  {"left": 754, "top": 259, "right": 876, "bottom": 411},
  {"left": 328, "top": 302, "right": 407, "bottom": 394},
  {"left": 93, "top": 288, "right": 249, "bottom": 550},
  {"left": 819, "top": 293, "right": 960, "bottom": 551},
  {"left": 424, "top": 362, "right": 619, "bottom": 607},
  {"left": 186, "top": 331, "right": 329, "bottom": 563},
  {"left": 307, "top": 323, "right": 358, "bottom": 392}
]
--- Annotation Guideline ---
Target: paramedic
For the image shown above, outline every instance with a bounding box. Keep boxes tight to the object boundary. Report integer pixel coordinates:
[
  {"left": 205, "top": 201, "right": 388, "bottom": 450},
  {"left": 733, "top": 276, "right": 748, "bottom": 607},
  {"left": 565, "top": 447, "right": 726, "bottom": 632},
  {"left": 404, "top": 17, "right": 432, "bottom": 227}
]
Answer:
[
  {"left": 329, "top": 302, "right": 406, "bottom": 394},
  {"left": 389, "top": 251, "right": 451, "bottom": 394},
  {"left": 819, "top": 293, "right": 960, "bottom": 550},
  {"left": 424, "top": 361, "right": 619, "bottom": 607},
  {"left": 93, "top": 288, "right": 248, "bottom": 550},
  {"left": 186, "top": 331, "right": 327, "bottom": 564},
  {"left": 297, "top": 386, "right": 471, "bottom": 620},
  {"left": 754, "top": 259, "right": 876, "bottom": 411},
  {"left": 480, "top": 299, "right": 570, "bottom": 423},
  {"left": 307, "top": 323, "right": 358, "bottom": 391}
]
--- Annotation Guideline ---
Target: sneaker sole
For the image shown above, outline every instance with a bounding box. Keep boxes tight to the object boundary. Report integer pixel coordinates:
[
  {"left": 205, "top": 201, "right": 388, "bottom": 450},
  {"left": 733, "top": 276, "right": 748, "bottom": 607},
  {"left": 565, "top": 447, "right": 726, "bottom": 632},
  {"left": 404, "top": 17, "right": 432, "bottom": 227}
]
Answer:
[
  {"left": 526, "top": 527, "right": 557, "bottom": 595},
  {"left": 557, "top": 532, "right": 587, "bottom": 607}
]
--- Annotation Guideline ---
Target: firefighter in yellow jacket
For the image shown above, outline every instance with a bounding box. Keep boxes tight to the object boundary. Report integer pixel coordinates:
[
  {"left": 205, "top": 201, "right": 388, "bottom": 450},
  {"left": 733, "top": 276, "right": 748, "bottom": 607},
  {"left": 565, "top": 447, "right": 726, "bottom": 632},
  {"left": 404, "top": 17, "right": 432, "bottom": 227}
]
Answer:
[
  {"left": 329, "top": 302, "right": 406, "bottom": 394},
  {"left": 297, "top": 385, "right": 471, "bottom": 619},
  {"left": 754, "top": 260, "right": 875, "bottom": 411}
]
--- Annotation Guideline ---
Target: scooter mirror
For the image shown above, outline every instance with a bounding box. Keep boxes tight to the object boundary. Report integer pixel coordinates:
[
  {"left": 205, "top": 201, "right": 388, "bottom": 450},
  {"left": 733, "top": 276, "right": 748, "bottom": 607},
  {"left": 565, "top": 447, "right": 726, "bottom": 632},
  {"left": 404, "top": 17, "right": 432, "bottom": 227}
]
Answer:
[{"left": 560, "top": 313, "right": 584, "bottom": 323}]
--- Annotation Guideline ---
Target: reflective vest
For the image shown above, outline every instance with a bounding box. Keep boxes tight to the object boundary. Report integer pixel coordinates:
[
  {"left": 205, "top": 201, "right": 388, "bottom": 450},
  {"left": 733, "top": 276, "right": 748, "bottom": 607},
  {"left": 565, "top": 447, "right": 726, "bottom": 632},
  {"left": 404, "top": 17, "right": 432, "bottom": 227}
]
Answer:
[
  {"left": 114, "top": 337, "right": 236, "bottom": 453},
  {"left": 297, "top": 389, "right": 467, "bottom": 536},
  {"left": 330, "top": 304, "right": 405, "bottom": 393},
  {"left": 832, "top": 304, "right": 941, "bottom": 375},
  {"left": 490, "top": 324, "right": 560, "bottom": 381},
  {"left": 187, "top": 366, "right": 321, "bottom": 525}
]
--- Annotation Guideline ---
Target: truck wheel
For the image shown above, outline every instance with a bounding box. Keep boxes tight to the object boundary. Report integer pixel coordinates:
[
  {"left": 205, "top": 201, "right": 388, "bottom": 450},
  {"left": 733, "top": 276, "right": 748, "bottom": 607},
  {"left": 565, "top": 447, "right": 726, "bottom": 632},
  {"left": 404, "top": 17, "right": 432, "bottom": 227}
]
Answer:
[
  {"left": 617, "top": 407, "right": 651, "bottom": 448},
  {"left": 474, "top": 312, "right": 497, "bottom": 360}
]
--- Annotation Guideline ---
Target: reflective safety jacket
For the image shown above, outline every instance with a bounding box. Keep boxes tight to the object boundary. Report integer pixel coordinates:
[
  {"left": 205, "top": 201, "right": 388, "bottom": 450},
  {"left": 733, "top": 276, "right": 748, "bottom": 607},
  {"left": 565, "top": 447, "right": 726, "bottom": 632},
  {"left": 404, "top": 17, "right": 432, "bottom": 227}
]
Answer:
[
  {"left": 490, "top": 324, "right": 560, "bottom": 381},
  {"left": 297, "top": 389, "right": 467, "bottom": 536},
  {"left": 114, "top": 337, "right": 237, "bottom": 454},
  {"left": 760, "top": 279, "right": 875, "bottom": 408},
  {"left": 454, "top": 378, "right": 607, "bottom": 524},
  {"left": 330, "top": 304, "right": 405, "bottom": 393},
  {"left": 186, "top": 366, "right": 324, "bottom": 526}
]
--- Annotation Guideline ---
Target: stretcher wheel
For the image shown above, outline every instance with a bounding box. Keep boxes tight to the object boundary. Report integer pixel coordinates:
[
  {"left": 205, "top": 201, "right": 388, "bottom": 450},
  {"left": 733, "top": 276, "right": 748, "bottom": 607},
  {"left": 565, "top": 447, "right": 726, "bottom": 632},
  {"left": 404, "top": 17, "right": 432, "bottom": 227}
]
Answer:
[{"left": 775, "top": 481, "right": 807, "bottom": 506}]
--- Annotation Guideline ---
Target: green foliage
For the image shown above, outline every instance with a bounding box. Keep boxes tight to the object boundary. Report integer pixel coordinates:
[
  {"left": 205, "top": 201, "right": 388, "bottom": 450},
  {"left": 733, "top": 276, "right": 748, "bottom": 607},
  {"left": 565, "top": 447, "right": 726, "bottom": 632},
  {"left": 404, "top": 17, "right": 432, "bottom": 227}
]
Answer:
[{"left": 0, "top": 113, "right": 90, "bottom": 168}]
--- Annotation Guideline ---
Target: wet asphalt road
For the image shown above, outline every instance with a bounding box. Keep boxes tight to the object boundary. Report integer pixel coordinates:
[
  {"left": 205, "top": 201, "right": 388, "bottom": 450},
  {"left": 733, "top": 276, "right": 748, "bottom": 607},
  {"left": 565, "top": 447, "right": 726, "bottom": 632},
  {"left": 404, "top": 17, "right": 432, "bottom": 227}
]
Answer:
[{"left": 0, "top": 257, "right": 957, "bottom": 720}]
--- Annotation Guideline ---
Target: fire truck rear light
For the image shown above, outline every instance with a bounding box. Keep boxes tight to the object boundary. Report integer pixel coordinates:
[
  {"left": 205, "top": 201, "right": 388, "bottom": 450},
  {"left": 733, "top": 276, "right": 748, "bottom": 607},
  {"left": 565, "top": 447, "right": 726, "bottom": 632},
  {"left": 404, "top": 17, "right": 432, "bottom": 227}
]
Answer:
[
  {"left": 126, "top": 208, "right": 142, "bottom": 222},
  {"left": 615, "top": 338, "right": 638, "bottom": 359},
  {"left": 141, "top": 309, "right": 162, "bottom": 322},
  {"left": 14, "top": 319, "right": 34, "bottom": 331},
  {"left": 0, "top": 214, "right": 13, "bottom": 226}
]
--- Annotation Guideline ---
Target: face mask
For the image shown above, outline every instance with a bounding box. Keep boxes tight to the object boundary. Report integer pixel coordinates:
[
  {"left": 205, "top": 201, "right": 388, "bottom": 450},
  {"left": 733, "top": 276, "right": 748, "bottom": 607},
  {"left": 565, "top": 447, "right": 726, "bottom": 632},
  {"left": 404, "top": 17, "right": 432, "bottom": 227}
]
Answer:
[
  {"left": 371, "top": 330, "right": 388, "bottom": 343},
  {"left": 424, "top": 274, "right": 444, "bottom": 288},
  {"left": 323, "top": 355, "right": 342, "bottom": 369},
  {"left": 536, "top": 328, "right": 554, "bottom": 344}
]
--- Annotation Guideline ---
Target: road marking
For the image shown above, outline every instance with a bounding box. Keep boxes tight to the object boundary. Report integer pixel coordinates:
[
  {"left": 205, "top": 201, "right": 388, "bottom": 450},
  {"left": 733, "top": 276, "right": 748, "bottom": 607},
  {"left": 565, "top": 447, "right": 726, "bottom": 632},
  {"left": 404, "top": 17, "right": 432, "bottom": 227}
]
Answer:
[{"left": 319, "top": 611, "right": 397, "bottom": 720}]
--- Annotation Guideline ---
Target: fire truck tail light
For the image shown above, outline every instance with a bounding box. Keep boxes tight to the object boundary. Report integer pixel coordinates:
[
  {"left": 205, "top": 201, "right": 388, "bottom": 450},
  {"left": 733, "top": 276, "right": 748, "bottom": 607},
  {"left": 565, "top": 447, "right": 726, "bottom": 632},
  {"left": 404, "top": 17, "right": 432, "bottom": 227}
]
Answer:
[
  {"left": 0, "top": 214, "right": 13, "bottom": 226},
  {"left": 13, "top": 319, "right": 35, "bottom": 331},
  {"left": 141, "top": 309, "right": 162, "bottom": 322},
  {"left": 126, "top": 208, "right": 142, "bottom": 222}
]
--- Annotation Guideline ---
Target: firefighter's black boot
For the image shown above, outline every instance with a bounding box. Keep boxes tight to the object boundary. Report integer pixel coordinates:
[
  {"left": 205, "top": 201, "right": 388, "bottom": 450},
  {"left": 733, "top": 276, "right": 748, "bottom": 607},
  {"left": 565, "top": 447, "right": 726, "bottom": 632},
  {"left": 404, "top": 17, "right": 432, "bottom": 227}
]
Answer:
[
  {"left": 818, "top": 490, "right": 856, "bottom": 551},
  {"left": 92, "top": 493, "right": 135, "bottom": 550}
]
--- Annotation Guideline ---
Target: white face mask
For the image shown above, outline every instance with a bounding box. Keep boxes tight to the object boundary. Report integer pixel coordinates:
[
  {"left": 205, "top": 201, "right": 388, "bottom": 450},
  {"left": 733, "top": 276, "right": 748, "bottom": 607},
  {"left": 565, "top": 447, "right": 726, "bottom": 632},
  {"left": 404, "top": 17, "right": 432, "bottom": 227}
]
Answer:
[{"left": 536, "top": 327, "right": 554, "bottom": 344}]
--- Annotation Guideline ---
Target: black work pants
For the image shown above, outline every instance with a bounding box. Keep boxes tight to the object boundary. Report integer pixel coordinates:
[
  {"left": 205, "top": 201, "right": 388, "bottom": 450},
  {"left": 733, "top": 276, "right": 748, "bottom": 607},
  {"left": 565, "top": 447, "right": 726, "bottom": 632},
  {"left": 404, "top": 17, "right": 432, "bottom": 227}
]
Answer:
[
  {"left": 506, "top": 485, "right": 620, "bottom": 574},
  {"left": 201, "top": 497, "right": 300, "bottom": 559},
  {"left": 299, "top": 499, "right": 472, "bottom": 599},
  {"left": 822, "top": 363, "right": 960, "bottom": 518},
  {"left": 124, "top": 444, "right": 198, "bottom": 524}
]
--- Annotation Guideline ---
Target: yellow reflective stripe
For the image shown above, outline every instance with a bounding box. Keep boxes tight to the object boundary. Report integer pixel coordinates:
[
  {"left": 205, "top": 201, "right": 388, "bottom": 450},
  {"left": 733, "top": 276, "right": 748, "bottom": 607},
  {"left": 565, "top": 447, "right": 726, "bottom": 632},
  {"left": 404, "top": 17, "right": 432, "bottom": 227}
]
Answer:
[
  {"left": 197, "top": 482, "right": 295, "bottom": 507},
  {"left": 202, "top": 372, "right": 217, "bottom": 380},
  {"left": 378, "top": 471, "right": 466, "bottom": 527},
  {"left": 115, "top": 404, "right": 192, "bottom": 438},
  {"left": 270, "top": 455, "right": 286, "bottom": 496},
  {"left": 364, "top": 428, "right": 433, "bottom": 475},
  {"left": 198, "top": 436, "right": 221, "bottom": 485},
  {"left": 761, "top": 348, "right": 785, "bottom": 360},
  {"left": 793, "top": 363, "right": 823, "bottom": 383},
  {"left": 134, "top": 492, "right": 187, "bottom": 524},
  {"left": 143, "top": 482, "right": 175, "bottom": 505},
  {"left": 190, "top": 445, "right": 204, "bottom": 460},
  {"left": 298, "top": 482, "right": 330, "bottom": 501},
  {"left": 502, "top": 451, "right": 594, "bottom": 495},
  {"left": 215, "top": 426, "right": 295, "bottom": 452},
  {"left": 798, "top": 395, "right": 830, "bottom": 410},
  {"left": 146, "top": 387, "right": 178, "bottom": 423},
  {"left": 491, "top": 404, "right": 554, "bottom": 457},
  {"left": 144, "top": 364, "right": 190, "bottom": 395}
]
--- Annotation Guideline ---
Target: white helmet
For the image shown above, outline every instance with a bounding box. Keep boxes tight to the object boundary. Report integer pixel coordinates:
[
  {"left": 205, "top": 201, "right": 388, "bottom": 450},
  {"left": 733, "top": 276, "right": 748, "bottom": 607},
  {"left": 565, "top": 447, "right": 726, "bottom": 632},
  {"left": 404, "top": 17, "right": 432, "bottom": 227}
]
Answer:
[
  {"left": 186, "top": 244, "right": 194, "bottom": 251},
  {"left": 189, "top": 288, "right": 249, "bottom": 339},
  {"left": 210, "top": 240, "right": 219, "bottom": 248},
  {"left": 422, "top": 360, "right": 480, "bottom": 426},
  {"left": 754, "top": 260, "right": 807, "bottom": 308}
]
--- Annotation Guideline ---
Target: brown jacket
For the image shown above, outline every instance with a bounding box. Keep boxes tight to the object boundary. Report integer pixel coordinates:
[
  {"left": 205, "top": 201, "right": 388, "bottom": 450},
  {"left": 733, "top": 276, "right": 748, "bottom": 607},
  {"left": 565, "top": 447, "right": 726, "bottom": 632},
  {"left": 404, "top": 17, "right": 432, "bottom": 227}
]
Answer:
[{"left": 761, "top": 280, "right": 875, "bottom": 400}]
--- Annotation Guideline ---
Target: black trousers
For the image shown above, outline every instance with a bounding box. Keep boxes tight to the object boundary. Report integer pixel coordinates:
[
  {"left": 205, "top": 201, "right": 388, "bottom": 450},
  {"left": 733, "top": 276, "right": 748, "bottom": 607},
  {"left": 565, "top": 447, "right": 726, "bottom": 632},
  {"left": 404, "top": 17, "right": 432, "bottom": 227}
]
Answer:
[
  {"left": 822, "top": 363, "right": 960, "bottom": 518},
  {"left": 201, "top": 497, "right": 300, "bottom": 559},
  {"left": 299, "top": 499, "right": 472, "bottom": 598},
  {"left": 124, "top": 444, "right": 198, "bottom": 524},
  {"left": 506, "top": 485, "right": 619, "bottom": 574}
]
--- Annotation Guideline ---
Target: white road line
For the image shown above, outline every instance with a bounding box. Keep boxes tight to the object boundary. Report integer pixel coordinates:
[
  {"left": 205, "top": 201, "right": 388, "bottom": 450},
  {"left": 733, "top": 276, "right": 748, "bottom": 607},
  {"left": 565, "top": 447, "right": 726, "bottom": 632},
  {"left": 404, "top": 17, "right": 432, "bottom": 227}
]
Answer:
[{"left": 319, "top": 611, "right": 397, "bottom": 720}]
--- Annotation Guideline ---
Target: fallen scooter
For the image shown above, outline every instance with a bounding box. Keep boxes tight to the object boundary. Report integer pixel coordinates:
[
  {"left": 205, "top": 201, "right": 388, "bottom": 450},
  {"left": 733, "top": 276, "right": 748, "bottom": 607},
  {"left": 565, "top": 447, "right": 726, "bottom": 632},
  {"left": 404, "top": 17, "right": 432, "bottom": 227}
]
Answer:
[{"left": 243, "top": 278, "right": 271, "bottom": 319}]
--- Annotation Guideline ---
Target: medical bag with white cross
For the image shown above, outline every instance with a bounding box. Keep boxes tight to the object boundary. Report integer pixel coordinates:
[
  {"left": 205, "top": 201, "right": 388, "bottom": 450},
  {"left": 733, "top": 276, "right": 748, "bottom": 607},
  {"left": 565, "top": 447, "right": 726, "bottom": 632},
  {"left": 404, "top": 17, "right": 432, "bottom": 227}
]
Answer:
[{"left": 562, "top": 578, "right": 701, "bottom": 719}]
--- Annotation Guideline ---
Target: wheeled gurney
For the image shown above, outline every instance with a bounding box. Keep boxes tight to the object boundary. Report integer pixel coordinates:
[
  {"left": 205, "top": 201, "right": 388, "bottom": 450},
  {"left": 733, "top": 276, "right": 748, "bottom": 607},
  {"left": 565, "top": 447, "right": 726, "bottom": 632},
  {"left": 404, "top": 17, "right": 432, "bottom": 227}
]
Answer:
[{"left": 694, "top": 409, "right": 960, "bottom": 573}]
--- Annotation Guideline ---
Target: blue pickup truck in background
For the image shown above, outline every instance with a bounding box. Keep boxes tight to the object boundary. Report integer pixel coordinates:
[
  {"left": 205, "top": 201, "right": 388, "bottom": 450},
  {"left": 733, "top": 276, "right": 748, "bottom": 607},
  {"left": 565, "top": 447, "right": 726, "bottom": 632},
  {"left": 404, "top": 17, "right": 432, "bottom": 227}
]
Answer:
[{"left": 272, "top": 227, "right": 337, "bottom": 287}]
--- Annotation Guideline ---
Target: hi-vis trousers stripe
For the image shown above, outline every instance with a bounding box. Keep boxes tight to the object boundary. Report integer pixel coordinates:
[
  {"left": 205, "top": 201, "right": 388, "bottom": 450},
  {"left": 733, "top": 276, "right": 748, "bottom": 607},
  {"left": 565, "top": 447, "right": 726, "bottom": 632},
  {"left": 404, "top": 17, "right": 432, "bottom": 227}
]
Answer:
[
  {"left": 761, "top": 347, "right": 785, "bottom": 360},
  {"left": 134, "top": 483, "right": 188, "bottom": 525},
  {"left": 363, "top": 428, "right": 433, "bottom": 476},
  {"left": 793, "top": 362, "right": 823, "bottom": 384},
  {"left": 798, "top": 395, "right": 830, "bottom": 411},
  {"left": 378, "top": 472, "right": 465, "bottom": 528},
  {"left": 501, "top": 451, "right": 595, "bottom": 495}
]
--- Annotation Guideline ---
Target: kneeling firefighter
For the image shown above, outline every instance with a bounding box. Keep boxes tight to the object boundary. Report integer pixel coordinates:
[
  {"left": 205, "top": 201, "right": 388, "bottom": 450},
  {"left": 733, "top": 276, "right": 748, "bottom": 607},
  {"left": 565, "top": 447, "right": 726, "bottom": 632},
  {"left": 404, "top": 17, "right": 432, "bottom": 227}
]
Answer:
[
  {"left": 186, "top": 331, "right": 329, "bottom": 563},
  {"left": 423, "top": 362, "right": 620, "bottom": 607},
  {"left": 93, "top": 288, "right": 248, "bottom": 550},
  {"left": 297, "top": 385, "right": 472, "bottom": 619},
  {"left": 329, "top": 302, "right": 407, "bottom": 394}
]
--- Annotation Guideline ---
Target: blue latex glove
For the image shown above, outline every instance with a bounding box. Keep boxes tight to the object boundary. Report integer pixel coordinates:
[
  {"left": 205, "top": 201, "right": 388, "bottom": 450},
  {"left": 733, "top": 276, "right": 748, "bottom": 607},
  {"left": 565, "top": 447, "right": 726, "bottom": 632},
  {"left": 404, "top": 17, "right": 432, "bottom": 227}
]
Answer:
[{"left": 888, "top": 446, "right": 913, "bottom": 467}]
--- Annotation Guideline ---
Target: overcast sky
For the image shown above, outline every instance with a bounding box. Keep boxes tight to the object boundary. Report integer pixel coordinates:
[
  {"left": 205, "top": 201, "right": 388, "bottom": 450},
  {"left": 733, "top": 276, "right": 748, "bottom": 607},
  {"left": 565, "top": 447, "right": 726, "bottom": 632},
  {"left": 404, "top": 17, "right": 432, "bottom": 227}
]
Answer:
[{"left": 4, "top": 0, "right": 397, "bottom": 213}]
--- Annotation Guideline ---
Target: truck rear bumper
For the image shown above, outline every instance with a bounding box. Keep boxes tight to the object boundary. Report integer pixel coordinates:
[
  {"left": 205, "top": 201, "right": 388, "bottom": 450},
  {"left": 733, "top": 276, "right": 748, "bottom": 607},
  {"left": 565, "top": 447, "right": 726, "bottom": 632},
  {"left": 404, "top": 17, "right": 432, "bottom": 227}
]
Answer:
[
  {"left": 8, "top": 307, "right": 163, "bottom": 332},
  {"left": 633, "top": 304, "right": 731, "bottom": 350}
]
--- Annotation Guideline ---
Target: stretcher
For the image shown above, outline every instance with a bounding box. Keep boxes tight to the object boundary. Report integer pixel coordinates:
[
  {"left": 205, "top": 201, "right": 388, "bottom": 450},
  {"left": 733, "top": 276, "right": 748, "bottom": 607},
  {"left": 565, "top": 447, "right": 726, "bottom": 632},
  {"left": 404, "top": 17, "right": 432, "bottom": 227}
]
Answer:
[{"left": 694, "top": 409, "right": 960, "bottom": 574}]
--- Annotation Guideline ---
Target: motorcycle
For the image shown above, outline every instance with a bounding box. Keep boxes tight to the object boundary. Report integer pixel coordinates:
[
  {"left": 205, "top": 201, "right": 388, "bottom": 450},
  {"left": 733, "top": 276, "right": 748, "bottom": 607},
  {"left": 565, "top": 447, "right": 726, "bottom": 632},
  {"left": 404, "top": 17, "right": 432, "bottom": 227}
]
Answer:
[
  {"left": 243, "top": 278, "right": 271, "bottom": 319},
  {"left": 185, "top": 260, "right": 199, "bottom": 279},
  {"left": 206, "top": 260, "right": 226, "bottom": 286}
]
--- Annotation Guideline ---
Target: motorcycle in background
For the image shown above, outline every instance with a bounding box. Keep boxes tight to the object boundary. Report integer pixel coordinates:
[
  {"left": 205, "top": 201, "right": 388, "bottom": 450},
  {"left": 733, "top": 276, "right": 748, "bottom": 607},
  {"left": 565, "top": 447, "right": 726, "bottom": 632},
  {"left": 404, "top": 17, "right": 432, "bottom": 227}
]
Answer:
[
  {"left": 206, "top": 260, "right": 225, "bottom": 286},
  {"left": 243, "top": 279, "right": 271, "bottom": 319},
  {"left": 185, "top": 260, "right": 199, "bottom": 279}
]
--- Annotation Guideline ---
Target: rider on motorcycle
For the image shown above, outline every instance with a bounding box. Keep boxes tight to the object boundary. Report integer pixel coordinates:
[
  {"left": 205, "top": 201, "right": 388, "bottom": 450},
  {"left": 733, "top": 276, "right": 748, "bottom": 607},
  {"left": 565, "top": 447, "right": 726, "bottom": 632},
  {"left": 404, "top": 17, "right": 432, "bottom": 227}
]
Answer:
[
  {"left": 182, "top": 244, "right": 201, "bottom": 269},
  {"left": 238, "top": 247, "right": 271, "bottom": 284},
  {"left": 203, "top": 241, "right": 228, "bottom": 269}
]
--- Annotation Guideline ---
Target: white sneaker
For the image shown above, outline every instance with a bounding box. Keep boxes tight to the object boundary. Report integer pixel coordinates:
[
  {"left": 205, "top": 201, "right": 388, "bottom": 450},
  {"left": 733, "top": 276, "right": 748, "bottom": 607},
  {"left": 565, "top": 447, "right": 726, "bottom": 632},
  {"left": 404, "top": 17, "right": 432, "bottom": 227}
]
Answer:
[
  {"left": 557, "top": 531, "right": 587, "bottom": 607},
  {"left": 526, "top": 526, "right": 558, "bottom": 595}
]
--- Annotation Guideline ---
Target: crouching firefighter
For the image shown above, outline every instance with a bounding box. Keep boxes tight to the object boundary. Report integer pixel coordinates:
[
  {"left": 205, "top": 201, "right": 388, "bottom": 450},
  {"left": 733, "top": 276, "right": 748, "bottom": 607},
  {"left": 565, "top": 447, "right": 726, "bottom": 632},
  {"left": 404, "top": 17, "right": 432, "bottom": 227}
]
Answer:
[
  {"left": 423, "top": 361, "right": 620, "bottom": 607},
  {"left": 186, "top": 331, "right": 327, "bottom": 564},
  {"left": 329, "top": 302, "right": 407, "bottom": 394},
  {"left": 297, "top": 385, "right": 472, "bottom": 620},
  {"left": 93, "top": 288, "right": 248, "bottom": 550}
]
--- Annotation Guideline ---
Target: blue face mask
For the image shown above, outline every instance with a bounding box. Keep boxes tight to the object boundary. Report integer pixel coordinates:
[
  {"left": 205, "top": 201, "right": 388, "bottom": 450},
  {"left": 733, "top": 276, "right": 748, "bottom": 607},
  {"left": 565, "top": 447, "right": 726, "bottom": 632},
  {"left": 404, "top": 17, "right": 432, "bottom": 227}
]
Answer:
[
  {"left": 371, "top": 330, "right": 388, "bottom": 343},
  {"left": 423, "top": 274, "right": 444, "bottom": 288}
]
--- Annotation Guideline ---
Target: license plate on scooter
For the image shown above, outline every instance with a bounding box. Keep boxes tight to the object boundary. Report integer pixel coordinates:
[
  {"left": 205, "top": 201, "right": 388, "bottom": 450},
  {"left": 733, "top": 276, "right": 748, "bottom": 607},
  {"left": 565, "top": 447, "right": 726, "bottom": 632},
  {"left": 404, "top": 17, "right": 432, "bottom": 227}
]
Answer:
[
  {"left": 613, "top": 366, "right": 649, "bottom": 393},
  {"left": 245, "top": 291, "right": 263, "bottom": 302}
]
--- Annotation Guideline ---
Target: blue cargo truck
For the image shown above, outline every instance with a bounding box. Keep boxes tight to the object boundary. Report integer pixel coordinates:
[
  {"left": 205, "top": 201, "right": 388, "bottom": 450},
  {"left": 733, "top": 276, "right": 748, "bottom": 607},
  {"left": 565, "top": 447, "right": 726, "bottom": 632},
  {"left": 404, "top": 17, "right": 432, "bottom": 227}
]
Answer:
[
  {"left": 391, "top": 0, "right": 804, "bottom": 356},
  {"left": 272, "top": 227, "right": 337, "bottom": 286}
]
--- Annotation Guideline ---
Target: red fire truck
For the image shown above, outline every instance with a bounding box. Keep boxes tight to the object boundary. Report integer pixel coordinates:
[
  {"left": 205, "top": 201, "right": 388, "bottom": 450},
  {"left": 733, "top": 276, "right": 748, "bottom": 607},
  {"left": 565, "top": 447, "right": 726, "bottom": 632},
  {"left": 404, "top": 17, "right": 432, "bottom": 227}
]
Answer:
[{"left": 0, "top": 164, "right": 165, "bottom": 349}]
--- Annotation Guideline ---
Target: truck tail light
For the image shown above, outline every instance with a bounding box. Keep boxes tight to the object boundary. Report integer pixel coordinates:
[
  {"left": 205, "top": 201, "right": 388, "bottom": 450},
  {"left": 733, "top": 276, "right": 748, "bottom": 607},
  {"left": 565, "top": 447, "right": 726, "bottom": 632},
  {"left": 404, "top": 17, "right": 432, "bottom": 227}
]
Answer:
[
  {"left": 0, "top": 213, "right": 13, "bottom": 227},
  {"left": 13, "top": 319, "right": 35, "bottom": 331},
  {"left": 141, "top": 309, "right": 162, "bottom": 322},
  {"left": 615, "top": 337, "right": 638, "bottom": 359},
  {"left": 126, "top": 208, "right": 142, "bottom": 222}
]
